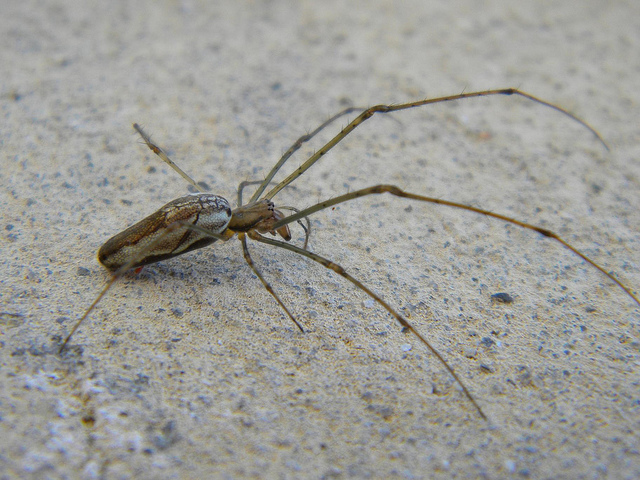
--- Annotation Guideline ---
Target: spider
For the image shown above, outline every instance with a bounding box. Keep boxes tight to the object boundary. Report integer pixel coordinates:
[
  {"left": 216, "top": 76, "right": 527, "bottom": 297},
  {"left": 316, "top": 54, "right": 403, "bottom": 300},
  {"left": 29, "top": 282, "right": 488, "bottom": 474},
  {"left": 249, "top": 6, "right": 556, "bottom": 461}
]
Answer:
[{"left": 58, "top": 88, "right": 639, "bottom": 420}]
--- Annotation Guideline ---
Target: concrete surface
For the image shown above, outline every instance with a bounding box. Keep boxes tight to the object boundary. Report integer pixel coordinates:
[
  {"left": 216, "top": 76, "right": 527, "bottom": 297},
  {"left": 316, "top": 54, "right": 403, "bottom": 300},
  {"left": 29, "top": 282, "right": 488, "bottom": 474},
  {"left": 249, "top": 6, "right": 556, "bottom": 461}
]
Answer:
[{"left": 1, "top": 1, "right": 639, "bottom": 478}]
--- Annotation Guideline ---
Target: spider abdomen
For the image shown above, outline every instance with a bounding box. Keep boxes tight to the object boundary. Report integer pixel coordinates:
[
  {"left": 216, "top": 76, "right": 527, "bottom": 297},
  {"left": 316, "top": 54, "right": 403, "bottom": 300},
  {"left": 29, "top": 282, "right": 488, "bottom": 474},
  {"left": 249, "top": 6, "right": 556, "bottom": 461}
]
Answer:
[{"left": 97, "top": 193, "right": 232, "bottom": 271}]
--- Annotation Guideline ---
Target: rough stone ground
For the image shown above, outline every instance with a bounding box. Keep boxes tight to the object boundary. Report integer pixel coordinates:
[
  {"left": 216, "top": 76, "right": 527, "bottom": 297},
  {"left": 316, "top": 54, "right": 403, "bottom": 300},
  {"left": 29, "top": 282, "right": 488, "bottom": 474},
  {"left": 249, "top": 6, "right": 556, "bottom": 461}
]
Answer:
[{"left": 1, "top": 1, "right": 639, "bottom": 478}]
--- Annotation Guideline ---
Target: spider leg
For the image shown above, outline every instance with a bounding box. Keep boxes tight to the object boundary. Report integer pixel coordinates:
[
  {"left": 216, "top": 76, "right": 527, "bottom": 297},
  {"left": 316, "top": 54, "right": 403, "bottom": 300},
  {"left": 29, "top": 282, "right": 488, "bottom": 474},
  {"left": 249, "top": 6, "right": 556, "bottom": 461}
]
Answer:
[
  {"left": 270, "top": 185, "right": 640, "bottom": 307},
  {"left": 238, "top": 180, "right": 264, "bottom": 206},
  {"left": 239, "top": 233, "right": 305, "bottom": 332},
  {"left": 133, "top": 123, "right": 205, "bottom": 192},
  {"left": 249, "top": 107, "right": 366, "bottom": 203},
  {"left": 59, "top": 273, "right": 120, "bottom": 353},
  {"left": 263, "top": 89, "right": 608, "bottom": 201},
  {"left": 59, "top": 222, "right": 229, "bottom": 352},
  {"left": 248, "top": 230, "right": 487, "bottom": 420},
  {"left": 278, "top": 206, "right": 311, "bottom": 250}
]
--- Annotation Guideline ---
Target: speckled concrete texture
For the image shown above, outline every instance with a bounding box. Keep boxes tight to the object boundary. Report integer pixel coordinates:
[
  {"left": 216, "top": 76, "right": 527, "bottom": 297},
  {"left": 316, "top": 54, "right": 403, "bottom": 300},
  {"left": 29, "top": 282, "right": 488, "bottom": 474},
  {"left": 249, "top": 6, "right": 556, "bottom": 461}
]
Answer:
[{"left": 1, "top": 1, "right": 639, "bottom": 478}]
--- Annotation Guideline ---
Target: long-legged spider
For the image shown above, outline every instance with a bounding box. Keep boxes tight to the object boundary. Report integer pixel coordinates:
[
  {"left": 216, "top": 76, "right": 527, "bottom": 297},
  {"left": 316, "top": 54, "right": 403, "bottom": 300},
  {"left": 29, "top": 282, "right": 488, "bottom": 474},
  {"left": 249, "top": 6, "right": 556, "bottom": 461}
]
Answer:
[{"left": 59, "top": 88, "right": 639, "bottom": 420}]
